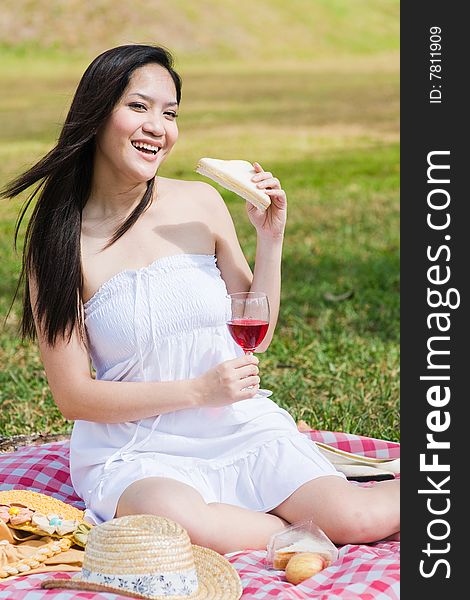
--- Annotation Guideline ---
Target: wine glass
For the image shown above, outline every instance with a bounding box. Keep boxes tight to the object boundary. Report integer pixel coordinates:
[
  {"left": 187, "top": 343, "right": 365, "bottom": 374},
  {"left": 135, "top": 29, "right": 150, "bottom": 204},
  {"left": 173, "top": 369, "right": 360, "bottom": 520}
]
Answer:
[{"left": 226, "top": 291, "right": 272, "bottom": 398}]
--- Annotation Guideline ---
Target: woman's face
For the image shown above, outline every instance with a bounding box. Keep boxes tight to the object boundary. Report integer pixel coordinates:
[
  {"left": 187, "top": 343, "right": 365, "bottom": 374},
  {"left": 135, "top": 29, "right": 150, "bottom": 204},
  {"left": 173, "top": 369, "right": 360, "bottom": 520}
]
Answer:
[{"left": 94, "top": 63, "right": 179, "bottom": 186}]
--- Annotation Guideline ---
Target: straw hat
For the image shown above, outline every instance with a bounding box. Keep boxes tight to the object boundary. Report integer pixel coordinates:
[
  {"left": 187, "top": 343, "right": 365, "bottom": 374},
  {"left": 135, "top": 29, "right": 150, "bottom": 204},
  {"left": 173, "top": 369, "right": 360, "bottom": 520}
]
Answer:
[
  {"left": 42, "top": 514, "right": 242, "bottom": 599},
  {"left": 0, "top": 490, "right": 84, "bottom": 523}
]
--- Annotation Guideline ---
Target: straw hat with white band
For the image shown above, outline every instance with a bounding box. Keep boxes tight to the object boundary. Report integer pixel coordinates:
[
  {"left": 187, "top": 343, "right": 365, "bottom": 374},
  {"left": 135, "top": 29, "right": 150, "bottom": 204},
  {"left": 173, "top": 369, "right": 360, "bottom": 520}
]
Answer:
[{"left": 41, "top": 514, "right": 242, "bottom": 599}]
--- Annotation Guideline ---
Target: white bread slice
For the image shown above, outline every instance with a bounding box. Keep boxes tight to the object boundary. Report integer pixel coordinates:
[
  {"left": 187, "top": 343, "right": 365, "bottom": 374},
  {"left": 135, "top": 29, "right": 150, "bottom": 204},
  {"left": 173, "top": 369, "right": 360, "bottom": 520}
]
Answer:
[
  {"left": 196, "top": 157, "right": 271, "bottom": 211},
  {"left": 277, "top": 540, "right": 327, "bottom": 554}
]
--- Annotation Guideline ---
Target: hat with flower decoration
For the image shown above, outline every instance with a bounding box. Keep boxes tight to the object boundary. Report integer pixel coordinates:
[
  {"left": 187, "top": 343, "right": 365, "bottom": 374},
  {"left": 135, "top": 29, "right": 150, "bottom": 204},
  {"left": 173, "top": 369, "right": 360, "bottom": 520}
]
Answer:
[{"left": 0, "top": 490, "right": 86, "bottom": 544}]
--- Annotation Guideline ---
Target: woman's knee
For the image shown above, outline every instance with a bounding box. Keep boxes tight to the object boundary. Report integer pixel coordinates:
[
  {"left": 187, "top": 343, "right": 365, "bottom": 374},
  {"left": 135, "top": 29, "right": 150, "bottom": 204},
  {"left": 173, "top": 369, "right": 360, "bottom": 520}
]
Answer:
[
  {"left": 335, "top": 482, "right": 400, "bottom": 543},
  {"left": 324, "top": 503, "right": 381, "bottom": 544},
  {"left": 116, "top": 477, "right": 206, "bottom": 524},
  {"left": 115, "top": 477, "right": 221, "bottom": 549},
  {"left": 318, "top": 489, "right": 398, "bottom": 545},
  {"left": 272, "top": 477, "right": 398, "bottom": 545}
]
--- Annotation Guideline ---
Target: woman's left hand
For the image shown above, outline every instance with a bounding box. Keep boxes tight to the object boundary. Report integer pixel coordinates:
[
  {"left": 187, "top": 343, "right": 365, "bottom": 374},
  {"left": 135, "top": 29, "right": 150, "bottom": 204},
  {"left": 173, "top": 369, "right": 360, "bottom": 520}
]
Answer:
[{"left": 246, "top": 162, "right": 287, "bottom": 239}]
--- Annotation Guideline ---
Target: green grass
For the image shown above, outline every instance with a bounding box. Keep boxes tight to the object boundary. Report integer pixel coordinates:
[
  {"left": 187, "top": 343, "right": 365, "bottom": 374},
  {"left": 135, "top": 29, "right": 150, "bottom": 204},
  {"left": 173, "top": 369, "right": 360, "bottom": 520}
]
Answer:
[{"left": 0, "top": 52, "right": 399, "bottom": 441}]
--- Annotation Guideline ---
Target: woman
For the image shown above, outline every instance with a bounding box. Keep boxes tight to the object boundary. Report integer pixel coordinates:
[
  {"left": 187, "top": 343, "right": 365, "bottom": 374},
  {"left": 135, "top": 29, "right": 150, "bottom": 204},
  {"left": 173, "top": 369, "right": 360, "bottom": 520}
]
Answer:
[{"left": 3, "top": 45, "right": 399, "bottom": 554}]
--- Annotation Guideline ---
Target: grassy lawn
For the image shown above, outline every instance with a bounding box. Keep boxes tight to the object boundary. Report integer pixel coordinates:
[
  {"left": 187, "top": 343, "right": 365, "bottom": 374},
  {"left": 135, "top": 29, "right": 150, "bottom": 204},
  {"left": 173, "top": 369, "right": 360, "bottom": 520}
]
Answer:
[{"left": 0, "top": 53, "right": 399, "bottom": 441}]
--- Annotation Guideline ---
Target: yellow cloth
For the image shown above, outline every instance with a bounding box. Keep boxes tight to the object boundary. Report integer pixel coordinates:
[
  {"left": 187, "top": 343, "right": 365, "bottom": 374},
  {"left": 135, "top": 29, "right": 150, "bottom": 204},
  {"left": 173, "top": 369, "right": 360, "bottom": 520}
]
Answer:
[{"left": 0, "top": 521, "right": 83, "bottom": 580}]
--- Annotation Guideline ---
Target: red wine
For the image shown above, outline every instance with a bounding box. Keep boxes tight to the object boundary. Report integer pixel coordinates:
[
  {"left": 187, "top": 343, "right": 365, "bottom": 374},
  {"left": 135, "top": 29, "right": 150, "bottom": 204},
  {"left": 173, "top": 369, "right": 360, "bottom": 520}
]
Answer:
[{"left": 227, "top": 319, "right": 269, "bottom": 351}]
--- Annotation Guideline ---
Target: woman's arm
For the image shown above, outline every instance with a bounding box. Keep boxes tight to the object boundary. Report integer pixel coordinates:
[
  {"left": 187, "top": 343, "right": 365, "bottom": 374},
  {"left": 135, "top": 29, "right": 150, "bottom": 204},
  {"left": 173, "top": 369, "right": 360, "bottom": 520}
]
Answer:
[
  {"left": 248, "top": 235, "right": 284, "bottom": 351},
  {"left": 246, "top": 162, "right": 287, "bottom": 350},
  {"left": 210, "top": 162, "right": 287, "bottom": 352}
]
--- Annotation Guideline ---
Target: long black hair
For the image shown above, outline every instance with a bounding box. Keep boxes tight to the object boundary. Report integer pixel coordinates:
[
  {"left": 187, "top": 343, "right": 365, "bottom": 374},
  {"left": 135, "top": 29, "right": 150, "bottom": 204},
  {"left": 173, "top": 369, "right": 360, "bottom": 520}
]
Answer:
[{"left": 2, "top": 45, "right": 182, "bottom": 347}]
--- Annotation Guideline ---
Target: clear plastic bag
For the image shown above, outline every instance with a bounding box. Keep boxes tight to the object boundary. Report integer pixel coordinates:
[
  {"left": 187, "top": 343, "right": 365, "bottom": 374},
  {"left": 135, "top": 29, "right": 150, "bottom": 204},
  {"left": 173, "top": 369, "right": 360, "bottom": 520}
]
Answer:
[{"left": 266, "top": 519, "right": 338, "bottom": 570}]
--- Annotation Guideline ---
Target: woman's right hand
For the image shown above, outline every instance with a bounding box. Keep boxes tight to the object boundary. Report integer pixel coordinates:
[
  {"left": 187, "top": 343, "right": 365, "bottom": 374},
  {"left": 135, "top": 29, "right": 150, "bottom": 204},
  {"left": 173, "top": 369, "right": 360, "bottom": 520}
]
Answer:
[{"left": 195, "top": 355, "right": 260, "bottom": 407}]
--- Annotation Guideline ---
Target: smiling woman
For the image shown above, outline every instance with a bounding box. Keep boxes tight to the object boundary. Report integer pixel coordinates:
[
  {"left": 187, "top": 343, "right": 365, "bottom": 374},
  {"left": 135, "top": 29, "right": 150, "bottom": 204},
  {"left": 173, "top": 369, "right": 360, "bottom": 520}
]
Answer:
[{"left": 1, "top": 44, "right": 399, "bottom": 556}]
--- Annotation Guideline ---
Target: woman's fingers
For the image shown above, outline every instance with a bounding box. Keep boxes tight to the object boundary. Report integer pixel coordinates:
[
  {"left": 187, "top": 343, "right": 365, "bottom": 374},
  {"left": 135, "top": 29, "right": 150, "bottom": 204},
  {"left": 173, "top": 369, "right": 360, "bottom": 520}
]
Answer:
[
  {"left": 255, "top": 177, "right": 281, "bottom": 190},
  {"left": 230, "top": 355, "right": 259, "bottom": 369},
  {"left": 251, "top": 165, "right": 282, "bottom": 193},
  {"left": 252, "top": 170, "right": 271, "bottom": 180},
  {"left": 252, "top": 170, "right": 273, "bottom": 182},
  {"left": 237, "top": 364, "right": 260, "bottom": 379},
  {"left": 264, "top": 188, "right": 287, "bottom": 204},
  {"left": 239, "top": 382, "right": 260, "bottom": 399},
  {"left": 231, "top": 357, "right": 260, "bottom": 392},
  {"left": 241, "top": 374, "right": 260, "bottom": 387}
]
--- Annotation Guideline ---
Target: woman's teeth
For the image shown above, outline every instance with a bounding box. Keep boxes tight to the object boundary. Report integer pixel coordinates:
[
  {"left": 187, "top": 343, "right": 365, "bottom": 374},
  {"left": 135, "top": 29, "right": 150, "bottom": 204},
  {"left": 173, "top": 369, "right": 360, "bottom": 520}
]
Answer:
[{"left": 131, "top": 142, "right": 160, "bottom": 155}]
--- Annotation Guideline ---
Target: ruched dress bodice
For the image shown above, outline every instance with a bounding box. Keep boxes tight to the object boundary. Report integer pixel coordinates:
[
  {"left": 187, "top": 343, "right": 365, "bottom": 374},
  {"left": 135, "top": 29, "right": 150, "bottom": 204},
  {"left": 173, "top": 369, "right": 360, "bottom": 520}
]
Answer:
[{"left": 83, "top": 254, "right": 238, "bottom": 382}]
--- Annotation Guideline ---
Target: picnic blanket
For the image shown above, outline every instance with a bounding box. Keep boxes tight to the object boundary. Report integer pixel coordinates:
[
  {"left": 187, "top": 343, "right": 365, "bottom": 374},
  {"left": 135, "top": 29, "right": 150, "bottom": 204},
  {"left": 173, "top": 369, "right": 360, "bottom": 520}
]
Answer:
[{"left": 0, "top": 430, "right": 400, "bottom": 599}]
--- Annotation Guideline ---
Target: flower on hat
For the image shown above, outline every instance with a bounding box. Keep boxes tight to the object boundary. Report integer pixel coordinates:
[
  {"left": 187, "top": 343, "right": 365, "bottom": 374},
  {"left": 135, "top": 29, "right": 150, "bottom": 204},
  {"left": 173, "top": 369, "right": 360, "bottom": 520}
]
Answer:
[
  {"left": 0, "top": 506, "right": 10, "bottom": 524},
  {"left": 0, "top": 504, "right": 34, "bottom": 526},
  {"left": 32, "top": 513, "right": 79, "bottom": 536},
  {"left": 72, "top": 521, "right": 93, "bottom": 547}
]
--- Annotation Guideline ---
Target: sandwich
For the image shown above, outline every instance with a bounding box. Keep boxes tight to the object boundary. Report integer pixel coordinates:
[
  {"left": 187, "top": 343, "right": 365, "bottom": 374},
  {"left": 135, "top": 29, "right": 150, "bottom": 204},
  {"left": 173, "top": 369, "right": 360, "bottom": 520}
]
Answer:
[{"left": 195, "top": 157, "right": 271, "bottom": 211}]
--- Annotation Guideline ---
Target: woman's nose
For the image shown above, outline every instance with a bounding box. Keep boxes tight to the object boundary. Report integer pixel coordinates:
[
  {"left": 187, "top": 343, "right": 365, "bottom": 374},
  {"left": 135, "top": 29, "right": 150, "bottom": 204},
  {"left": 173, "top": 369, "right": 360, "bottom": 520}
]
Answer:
[{"left": 142, "top": 116, "right": 165, "bottom": 136}]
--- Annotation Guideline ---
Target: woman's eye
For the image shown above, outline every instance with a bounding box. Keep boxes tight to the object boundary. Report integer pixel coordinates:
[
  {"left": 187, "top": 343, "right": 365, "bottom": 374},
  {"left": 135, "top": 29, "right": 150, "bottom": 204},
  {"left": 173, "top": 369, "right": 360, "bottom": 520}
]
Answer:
[
  {"left": 129, "top": 103, "right": 147, "bottom": 111},
  {"left": 164, "top": 112, "right": 178, "bottom": 119}
]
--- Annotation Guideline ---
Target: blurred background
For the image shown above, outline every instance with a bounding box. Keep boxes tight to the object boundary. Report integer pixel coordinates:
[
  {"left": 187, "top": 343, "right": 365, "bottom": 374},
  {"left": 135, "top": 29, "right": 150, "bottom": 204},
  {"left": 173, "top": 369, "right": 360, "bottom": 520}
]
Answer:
[{"left": 0, "top": 0, "right": 400, "bottom": 440}]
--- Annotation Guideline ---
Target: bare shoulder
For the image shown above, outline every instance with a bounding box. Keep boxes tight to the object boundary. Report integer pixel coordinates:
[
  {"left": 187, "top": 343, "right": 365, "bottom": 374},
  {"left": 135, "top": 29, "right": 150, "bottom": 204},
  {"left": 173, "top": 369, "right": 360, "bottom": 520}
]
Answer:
[
  {"left": 157, "top": 176, "right": 227, "bottom": 221},
  {"left": 158, "top": 176, "right": 252, "bottom": 292}
]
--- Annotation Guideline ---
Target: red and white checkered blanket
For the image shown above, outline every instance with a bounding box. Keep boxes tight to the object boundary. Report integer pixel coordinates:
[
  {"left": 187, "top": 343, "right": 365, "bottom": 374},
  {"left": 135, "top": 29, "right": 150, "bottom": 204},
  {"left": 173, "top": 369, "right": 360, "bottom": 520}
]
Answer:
[{"left": 0, "top": 431, "right": 400, "bottom": 599}]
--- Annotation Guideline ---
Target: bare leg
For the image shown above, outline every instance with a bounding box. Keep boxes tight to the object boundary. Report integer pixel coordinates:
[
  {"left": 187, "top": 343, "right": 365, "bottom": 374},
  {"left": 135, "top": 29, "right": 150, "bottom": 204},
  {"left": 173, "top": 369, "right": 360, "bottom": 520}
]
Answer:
[
  {"left": 269, "top": 476, "right": 400, "bottom": 545},
  {"left": 116, "top": 476, "right": 288, "bottom": 554}
]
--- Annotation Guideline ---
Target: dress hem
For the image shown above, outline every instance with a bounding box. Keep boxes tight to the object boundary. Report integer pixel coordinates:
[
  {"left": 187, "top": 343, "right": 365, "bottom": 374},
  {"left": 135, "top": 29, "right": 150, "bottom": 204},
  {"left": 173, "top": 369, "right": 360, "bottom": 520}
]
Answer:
[{"left": 79, "top": 435, "right": 346, "bottom": 525}]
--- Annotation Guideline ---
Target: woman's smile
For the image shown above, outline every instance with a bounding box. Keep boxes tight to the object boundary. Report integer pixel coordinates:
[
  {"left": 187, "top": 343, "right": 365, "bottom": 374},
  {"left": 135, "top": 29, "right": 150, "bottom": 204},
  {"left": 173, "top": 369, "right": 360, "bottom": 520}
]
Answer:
[{"left": 131, "top": 139, "right": 163, "bottom": 160}]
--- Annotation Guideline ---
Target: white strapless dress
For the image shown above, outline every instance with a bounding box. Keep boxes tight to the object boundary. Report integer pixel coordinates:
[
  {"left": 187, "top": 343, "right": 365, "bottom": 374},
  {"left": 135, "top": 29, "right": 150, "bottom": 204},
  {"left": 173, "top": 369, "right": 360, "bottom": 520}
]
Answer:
[{"left": 70, "top": 254, "right": 344, "bottom": 524}]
